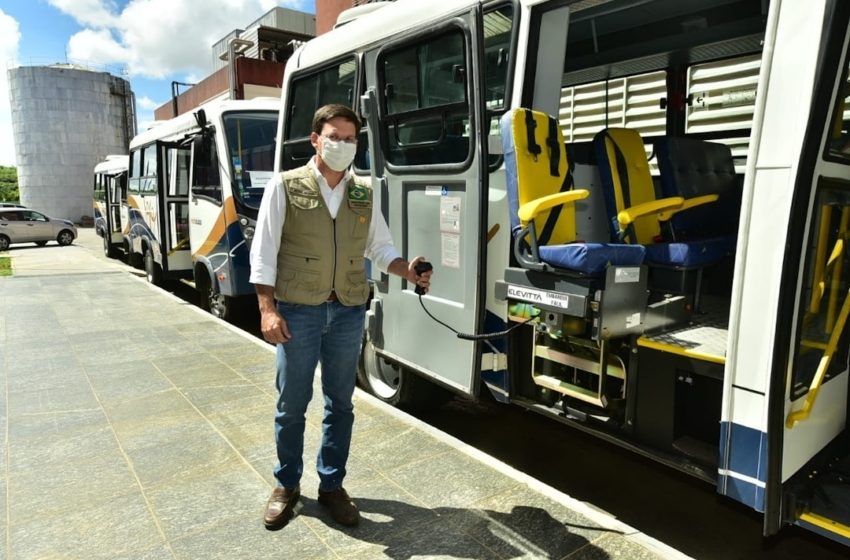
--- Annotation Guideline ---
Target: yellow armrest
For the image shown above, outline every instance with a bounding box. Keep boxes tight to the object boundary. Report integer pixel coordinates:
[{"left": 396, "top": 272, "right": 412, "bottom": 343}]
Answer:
[
  {"left": 518, "top": 189, "right": 590, "bottom": 223},
  {"left": 657, "top": 194, "right": 719, "bottom": 221},
  {"left": 617, "top": 196, "right": 684, "bottom": 227}
]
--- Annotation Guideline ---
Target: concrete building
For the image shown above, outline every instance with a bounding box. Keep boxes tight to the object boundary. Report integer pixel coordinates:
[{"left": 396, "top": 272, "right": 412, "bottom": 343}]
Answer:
[
  {"left": 8, "top": 64, "right": 136, "bottom": 222},
  {"left": 154, "top": 7, "right": 314, "bottom": 120}
]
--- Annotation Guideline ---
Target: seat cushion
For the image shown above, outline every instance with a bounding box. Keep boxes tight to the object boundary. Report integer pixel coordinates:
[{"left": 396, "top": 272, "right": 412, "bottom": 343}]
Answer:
[
  {"left": 644, "top": 236, "right": 734, "bottom": 269},
  {"left": 539, "top": 243, "right": 645, "bottom": 275}
]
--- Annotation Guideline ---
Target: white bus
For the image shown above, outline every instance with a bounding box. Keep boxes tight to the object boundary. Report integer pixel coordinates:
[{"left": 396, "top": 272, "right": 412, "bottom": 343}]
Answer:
[
  {"left": 126, "top": 98, "right": 279, "bottom": 318},
  {"left": 275, "top": 0, "right": 850, "bottom": 546},
  {"left": 93, "top": 154, "right": 128, "bottom": 258}
]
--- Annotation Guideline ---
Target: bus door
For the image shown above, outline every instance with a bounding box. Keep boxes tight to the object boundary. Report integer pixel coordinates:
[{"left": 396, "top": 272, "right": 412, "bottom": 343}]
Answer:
[
  {"left": 360, "top": 7, "right": 486, "bottom": 395},
  {"left": 773, "top": 3, "right": 850, "bottom": 542},
  {"left": 106, "top": 173, "right": 124, "bottom": 245},
  {"left": 727, "top": 0, "right": 850, "bottom": 542},
  {"left": 157, "top": 141, "right": 192, "bottom": 276}
]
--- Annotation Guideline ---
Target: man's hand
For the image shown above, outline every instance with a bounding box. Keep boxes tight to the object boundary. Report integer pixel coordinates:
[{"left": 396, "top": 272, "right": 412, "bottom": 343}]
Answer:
[
  {"left": 407, "top": 256, "right": 432, "bottom": 294},
  {"left": 388, "top": 256, "right": 434, "bottom": 294},
  {"left": 256, "top": 284, "right": 291, "bottom": 344},
  {"left": 260, "top": 308, "right": 291, "bottom": 344}
]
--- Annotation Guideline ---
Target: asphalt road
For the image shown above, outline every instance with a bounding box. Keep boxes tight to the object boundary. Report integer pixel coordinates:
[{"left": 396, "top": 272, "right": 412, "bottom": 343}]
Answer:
[{"left": 74, "top": 229, "right": 849, "bottom": 560}]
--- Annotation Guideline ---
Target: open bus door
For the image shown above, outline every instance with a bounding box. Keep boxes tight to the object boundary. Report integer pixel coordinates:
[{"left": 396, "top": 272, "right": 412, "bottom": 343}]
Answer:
[
  {"left": 106, "top": 172, "right": 124, "bottom": 246},
  {"left": 358, "top": 6, "right": 487, "bottom": 399},
  {"left": 740, "top": 0, "right": 850, "bottom": 545},
  {"left": 153, "top": 141, "right": 192, "bottom": 282}
]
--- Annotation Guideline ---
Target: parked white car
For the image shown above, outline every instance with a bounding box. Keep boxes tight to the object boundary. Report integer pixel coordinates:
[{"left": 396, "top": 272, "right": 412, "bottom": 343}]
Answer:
[{"left": 0, "top": 208, "right": 77, "bottom": 250}]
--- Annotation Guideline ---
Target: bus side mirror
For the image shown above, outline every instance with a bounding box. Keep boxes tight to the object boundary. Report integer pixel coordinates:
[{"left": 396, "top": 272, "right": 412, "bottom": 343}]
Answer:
[{"left": 194, "top": 109, "right": 207, "bottom": 129}]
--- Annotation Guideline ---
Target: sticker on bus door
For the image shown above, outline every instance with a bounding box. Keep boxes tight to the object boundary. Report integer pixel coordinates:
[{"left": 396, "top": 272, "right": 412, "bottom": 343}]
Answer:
[{"left": 440, "top": 196, "right": 461, "bottom": 269}]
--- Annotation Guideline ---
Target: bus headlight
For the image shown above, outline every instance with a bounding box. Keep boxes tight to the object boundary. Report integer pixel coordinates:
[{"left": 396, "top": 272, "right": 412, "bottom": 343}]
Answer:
[{"left": 238, "top": 216, "right": 256, "bottom": 241}]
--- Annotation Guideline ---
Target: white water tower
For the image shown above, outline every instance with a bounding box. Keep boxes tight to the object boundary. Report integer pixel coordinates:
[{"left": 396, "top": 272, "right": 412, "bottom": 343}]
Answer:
[{"left": 7, "top": 64, "right": 136, "bottom": 221}]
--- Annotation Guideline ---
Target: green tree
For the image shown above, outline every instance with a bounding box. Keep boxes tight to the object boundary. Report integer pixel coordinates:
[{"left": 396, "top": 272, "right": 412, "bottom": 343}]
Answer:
[{"left": 0, "top": 166, "right": 19, "bottom": 202}]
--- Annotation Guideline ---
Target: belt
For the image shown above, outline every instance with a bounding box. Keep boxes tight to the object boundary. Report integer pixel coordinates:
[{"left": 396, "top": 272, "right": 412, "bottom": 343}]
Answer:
[{"left": 326, "top": 291, "right": 338, "bottom": 302}]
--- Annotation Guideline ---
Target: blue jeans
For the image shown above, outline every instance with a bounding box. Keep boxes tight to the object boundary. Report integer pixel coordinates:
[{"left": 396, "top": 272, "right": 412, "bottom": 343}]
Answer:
[{"left": 273, "top": 300, "right": 366, "bottom": 491}]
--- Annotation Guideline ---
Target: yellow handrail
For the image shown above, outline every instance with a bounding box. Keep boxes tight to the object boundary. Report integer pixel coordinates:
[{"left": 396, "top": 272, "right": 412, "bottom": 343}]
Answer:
[{"left": 787, "top": 286, "right": 850, "bottom": 428}]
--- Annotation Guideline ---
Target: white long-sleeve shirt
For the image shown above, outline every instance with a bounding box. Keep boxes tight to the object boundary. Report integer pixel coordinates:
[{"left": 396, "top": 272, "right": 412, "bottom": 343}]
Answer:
[{"left": 249, "top": 158, "right": 401, "bottom": 287}]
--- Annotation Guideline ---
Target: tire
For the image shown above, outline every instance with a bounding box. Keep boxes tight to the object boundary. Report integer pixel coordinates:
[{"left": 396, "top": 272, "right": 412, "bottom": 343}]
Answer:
[
  {"left": 35, "top": 241, "right": 48, "bottom": 247},
  {"left": 357, "top": 336, "right": 452, "bottom": 412},
  {"left": 0, "top": 235, "right": 9, "bottom": 251},
  {"left": 196, "top": 268, "right": 232, "bottom": 320},
  {"left": 143, "top": 246, "right": 162, "bottom": 285},
  {"left": 103, "top": 235, "right": 116, "bottom": 258},
  {"left": 56, "top": 230, "right": 74, "bottom": 246}
]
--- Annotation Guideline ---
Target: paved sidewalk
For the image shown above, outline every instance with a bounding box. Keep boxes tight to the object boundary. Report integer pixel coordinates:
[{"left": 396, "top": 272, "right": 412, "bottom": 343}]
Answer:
[{"left": 0, "top": 230, "right": 690, "bottom": 559}]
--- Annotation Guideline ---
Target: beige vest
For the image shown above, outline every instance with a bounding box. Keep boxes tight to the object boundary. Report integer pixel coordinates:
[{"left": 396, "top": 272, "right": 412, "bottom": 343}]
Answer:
[{"left": 274, "top": 166, "right": 373, "bottom": 306}]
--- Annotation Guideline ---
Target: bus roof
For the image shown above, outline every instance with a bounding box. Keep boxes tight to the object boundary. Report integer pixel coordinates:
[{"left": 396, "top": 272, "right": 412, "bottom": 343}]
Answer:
[
  {"left": 129, "top": 97, "right": 280, "bottom": 150},
  {"left": 297, "top": 0, "right": 484, "bottom": 68},
  {"left": 93, "top": 154, "right": 129, "bottom": 175}
]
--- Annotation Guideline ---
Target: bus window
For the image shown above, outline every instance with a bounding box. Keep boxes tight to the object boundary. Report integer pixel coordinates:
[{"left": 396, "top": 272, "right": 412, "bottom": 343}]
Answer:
[
  {"left": 483, "top": 4, "right": 515, "bottom": 169},
  {"left": 223, "top": 111, "right": 278, "bottom": 209},
  {"left": 791, "top": 183, "right": 850, "bottom": 399},
  {"left": 172, "top": 149, "right": 190, "bottom": 197},
  {"left": 140, "top": 146, "right": 157, "bottom": 193},
  {"left": 93, "top": 175, "right": 104, "bottom": 201},
  {"left": 129, "top": 149, "right": 142, "bottom": 193},
  {"left": 560, "top": 70, "right": 666, "bottom": 172},
  {"left": 380, "top": 27, "right": 470, "bottom": 167},
  {"left": 284, "top": 57, "right": 358, "bottom": 169},
  {"left": 686, "top": 54, "right": 760, "bottom": 173}
]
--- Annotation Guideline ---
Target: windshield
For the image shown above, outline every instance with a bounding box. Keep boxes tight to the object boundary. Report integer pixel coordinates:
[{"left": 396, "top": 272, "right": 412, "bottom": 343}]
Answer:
[{"left": 223, "top": 111, "right": 278, "bottom": 209}]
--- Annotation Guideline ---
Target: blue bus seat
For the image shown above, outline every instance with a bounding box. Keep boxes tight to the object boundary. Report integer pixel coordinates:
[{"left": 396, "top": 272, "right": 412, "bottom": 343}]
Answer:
[
  {"left": 655, "top": 136, "right": 740, "bottom": 244},
  {"left": 500, "top": 109, "right": 644, "bottom": 275},
  {"left": 593, "top": 127, "right": 731, "bottom": 270}
]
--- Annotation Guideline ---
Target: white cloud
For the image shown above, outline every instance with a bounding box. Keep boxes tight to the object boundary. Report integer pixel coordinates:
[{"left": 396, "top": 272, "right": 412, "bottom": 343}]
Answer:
[
  {"left": 136, "top": 96, "right": 162, "bottom": 111},
  {"left": 0, "top": 9, "right": 21, "bottom": 166},
  {"left": 48, "top": 0, "right": 119, "bottom": 28},
  {"left": 62, "top": 0, "right": 311, "bottom": 80},
  {"left": 67, "top": 28, "right": 130, "bottom": 67}
]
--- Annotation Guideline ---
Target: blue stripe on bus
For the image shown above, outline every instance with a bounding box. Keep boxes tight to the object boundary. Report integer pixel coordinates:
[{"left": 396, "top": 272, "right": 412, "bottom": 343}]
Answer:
[
  {"left": 719, "top": 421, "right": 767, "bottom": 482},
  {"left": 718, "top": 421, "right": 768, "bottom": 511},
  {"left": 720, "top": 473, "right": 765, "bottom": 512}
]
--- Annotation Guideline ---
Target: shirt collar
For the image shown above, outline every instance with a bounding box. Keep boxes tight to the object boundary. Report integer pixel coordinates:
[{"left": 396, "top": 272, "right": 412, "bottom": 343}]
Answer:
[{"left": 308, "top": 156, "right": 350, "bottom": 188}]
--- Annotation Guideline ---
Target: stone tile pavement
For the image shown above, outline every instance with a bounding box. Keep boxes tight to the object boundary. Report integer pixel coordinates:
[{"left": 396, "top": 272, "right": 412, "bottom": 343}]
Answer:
[{"left": 0, "top": 231, "right": 691, "bottom": 559}]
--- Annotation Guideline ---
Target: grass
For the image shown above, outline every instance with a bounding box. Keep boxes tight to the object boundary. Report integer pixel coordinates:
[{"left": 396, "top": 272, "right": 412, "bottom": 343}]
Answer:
[{"left": 0, "top": 256, "right": 11, "bottom": 277}]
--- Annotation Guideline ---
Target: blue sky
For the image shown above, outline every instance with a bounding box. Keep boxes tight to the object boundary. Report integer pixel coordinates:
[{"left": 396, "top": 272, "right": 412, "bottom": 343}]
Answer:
[{"left": 0, "top": 0, "right": 316, "bottom": 166}]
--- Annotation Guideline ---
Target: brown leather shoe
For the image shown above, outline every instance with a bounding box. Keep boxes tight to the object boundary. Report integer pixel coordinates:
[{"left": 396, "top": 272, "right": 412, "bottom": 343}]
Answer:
[
  {"left": 263, "top": 486, "right": 300, "bottom": 530},
  {"left": 317, "top": 487, "right": 360, "bottom": 526}
]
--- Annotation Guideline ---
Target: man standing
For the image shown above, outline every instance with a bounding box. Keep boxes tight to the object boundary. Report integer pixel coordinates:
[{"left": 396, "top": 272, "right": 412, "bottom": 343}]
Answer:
[{"left": 250, "top": 104, "right": 432, "bottom": 530}]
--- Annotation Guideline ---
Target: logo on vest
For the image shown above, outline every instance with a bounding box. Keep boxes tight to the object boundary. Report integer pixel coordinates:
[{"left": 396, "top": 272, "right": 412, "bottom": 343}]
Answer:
[{"left": 348, "top": 184, "right": 370, "bottom": 207}]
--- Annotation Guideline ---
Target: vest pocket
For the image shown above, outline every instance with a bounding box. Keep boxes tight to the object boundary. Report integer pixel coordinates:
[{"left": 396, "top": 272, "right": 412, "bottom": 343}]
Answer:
[
  {"left": 345, "top": 269, "right": 368, "bottom": 301},
  {"left": 348, "top": 207, "right": 371, "bottom": 239},
  {"left": 277, "top": 266, "right": 320, "bottom": 301}
]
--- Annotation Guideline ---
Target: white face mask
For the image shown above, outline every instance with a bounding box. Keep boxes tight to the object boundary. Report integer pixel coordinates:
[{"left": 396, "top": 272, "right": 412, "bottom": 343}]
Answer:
[{"left": 320, "top": 137, "right": 357, "bottom": 172}]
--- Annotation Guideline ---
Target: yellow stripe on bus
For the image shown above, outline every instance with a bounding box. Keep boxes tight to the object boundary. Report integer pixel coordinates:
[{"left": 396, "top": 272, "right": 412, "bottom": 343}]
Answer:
[
  {"left": 636, "top": 337, "right": 726, "bottom": 365},
  {"left": 799, "top": 512, "right": 850, "bottom": 540},
  {"left": 192, "top": 197, "right": 237, "bottom": 260}
]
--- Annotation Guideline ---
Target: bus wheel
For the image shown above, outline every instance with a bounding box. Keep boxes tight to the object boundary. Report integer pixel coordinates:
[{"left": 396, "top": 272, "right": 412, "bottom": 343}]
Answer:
[
  {"left": 358, "top": 336, "right": 451, "bottom": 412},
  {"left": 143, "top": 247, "right": 162, "bottom": 285},
  {"left": 197, "top": 269, "right": 231, "bottom": 320},
  {"left": 103, "top": 235, "right": 115, "bottom": 258}
]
